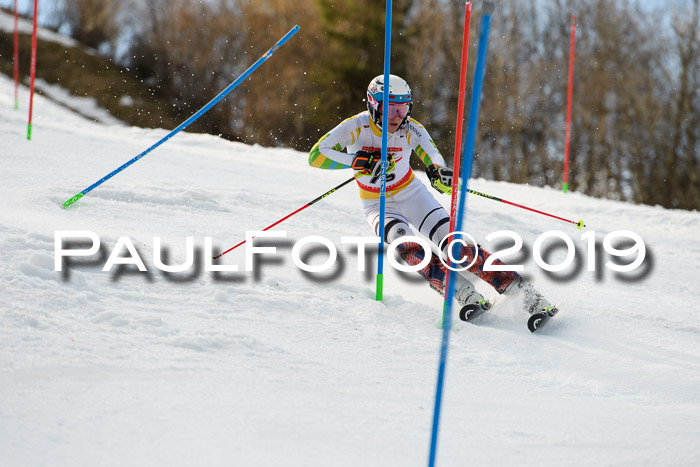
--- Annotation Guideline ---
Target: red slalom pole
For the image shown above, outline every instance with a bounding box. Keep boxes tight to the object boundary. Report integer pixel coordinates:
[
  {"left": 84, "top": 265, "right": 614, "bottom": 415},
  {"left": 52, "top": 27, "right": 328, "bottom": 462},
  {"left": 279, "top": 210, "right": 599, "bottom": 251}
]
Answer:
[
  {"left": 562, "top": 14, "right": 577, "bottom": 193},
  {"left": 213, "top": 175, "right": 358, "bottom": 259},
  {"left": 27, "top": 0, "right": 38, "bottom": 140},
  {"left": 13, "top": 0, "right": 19, "bottom": 110},
  {"left": 442, "top": 1, "right": 472, "bottom": 319}
]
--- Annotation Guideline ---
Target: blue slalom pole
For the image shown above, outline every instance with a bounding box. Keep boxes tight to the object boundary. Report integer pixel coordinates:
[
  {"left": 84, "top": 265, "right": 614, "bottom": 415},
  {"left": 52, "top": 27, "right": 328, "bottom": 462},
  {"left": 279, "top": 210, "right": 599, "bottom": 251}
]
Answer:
[
  {"left": 62, "top": 25, "right": 301, "bottom": 209},
  {"left": 427, "top": 3, "right": 495, "bottom": 466},
  {"left": 376, "top": 0, "right": 393, "bottom": 301}
]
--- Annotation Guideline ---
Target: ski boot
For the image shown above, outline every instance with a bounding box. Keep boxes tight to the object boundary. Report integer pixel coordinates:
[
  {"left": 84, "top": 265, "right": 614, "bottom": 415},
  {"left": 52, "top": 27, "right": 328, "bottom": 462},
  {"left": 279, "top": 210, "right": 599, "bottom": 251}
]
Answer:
[
  {"left": 503, "top": 277, "right": 558, "bottom": 332},
  {"left": 503, "top": 277, "right": 554, "bottom": 315}
]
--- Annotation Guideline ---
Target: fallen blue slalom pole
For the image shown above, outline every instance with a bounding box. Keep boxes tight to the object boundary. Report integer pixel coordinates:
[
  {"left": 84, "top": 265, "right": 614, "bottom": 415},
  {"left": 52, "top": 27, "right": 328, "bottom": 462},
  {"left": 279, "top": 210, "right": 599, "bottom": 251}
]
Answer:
[
  {"left": 428, "top": 3, "right": 495, "bottom": 466},
  {"left": 62, "top": 25, "right": 301, "bottom": 209}
]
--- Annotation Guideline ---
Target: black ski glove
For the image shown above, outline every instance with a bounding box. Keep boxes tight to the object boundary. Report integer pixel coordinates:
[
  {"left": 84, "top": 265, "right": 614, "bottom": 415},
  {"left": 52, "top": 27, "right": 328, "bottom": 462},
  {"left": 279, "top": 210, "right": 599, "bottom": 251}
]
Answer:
[
  {"left": 351, "top": 151, "right": 382, "bottom": 171},
  {"left": 351, "top": 151, "right": 396, "bottom": 179},
  {"left": 426, "top": 165, "right": 453, "bottom": 194}
]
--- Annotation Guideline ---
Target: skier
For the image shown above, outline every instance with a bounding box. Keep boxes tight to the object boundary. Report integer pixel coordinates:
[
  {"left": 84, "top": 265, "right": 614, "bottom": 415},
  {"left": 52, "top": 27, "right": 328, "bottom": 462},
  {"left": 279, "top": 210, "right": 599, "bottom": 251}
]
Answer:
[{"left": 309, "top": 74, "right": 553, "bottom": 318}]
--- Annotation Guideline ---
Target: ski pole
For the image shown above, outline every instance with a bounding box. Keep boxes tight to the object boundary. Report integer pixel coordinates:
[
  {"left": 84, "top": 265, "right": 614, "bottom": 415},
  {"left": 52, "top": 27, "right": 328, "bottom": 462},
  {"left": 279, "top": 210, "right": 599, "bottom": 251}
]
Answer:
[
  {"left": 213, "top": 174, "right": 358, "bottom": 259},
  {"left": 467, "top": 188, "right": 585, "bottom": 228},
  {"left": 61, "top": 25, "right": 300, "bottom": 209}
]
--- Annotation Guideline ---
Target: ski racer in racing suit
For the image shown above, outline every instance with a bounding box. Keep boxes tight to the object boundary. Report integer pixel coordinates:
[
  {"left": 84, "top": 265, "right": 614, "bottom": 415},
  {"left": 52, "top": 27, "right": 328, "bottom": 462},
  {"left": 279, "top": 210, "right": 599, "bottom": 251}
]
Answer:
[{"left": 309, "top": 74, "right": 553, "bottom": 317}]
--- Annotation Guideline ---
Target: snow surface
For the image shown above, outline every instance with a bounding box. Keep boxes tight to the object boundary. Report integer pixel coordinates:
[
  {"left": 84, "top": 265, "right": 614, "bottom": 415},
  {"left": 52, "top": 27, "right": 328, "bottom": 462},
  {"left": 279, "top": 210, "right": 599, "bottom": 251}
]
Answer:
[
  {"left": 31, "top": 78, "right": 125, "bottom": 126},
  {"left": 1, "top": 72, "right": 700, "bottom": 467}
]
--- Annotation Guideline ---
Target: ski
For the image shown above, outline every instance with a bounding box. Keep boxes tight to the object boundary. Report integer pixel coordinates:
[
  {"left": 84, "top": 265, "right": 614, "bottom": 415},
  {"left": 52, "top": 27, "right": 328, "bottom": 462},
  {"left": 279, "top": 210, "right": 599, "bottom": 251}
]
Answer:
[
  {"left": 527, "top": 305, "right": 559, "bottom": 333},
  {"left": 459, "top": 298, "right": 561, "bottom": 332},
  {"left": 458, "top": 299, "right": 493, "bottom": 322}
]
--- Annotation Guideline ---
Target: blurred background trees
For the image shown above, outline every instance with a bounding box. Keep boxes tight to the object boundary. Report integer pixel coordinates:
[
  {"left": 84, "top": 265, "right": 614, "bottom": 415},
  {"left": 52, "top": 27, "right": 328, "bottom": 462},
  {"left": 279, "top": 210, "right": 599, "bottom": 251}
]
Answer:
[{"left": 1, "top": 0, "right": 698, "bottom": 210}]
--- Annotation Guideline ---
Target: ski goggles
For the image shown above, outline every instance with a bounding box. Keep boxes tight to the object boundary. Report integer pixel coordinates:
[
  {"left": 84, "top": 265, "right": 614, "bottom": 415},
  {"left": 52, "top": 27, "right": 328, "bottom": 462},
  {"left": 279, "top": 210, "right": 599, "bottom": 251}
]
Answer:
[{"left": 382, "top": 102, "right": 410, "bottom": 119}]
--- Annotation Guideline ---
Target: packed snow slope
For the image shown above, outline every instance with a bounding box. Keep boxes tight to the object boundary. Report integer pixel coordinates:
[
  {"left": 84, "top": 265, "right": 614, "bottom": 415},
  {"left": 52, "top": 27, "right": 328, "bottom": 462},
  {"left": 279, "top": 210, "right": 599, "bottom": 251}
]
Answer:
[{"left": 1, "top": 74, "right": 699, "bottom": 467}]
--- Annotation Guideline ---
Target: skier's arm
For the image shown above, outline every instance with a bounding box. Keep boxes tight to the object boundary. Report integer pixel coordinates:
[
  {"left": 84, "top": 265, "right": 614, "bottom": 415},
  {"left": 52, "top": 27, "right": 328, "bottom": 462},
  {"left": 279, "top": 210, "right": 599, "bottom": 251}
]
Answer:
[
  {"left": 407, "top": 118, "right": 452, "bottom": 194},
  {"left": 407, "top": 118, "right": 447, "bottom": 169},
  {"left": 309, "top": 116, "right": 361, "bottom": 169}
]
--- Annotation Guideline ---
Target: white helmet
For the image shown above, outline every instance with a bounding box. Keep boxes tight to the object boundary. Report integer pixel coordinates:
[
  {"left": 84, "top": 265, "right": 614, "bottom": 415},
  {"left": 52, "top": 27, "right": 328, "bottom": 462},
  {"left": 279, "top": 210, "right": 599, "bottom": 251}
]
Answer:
[{"left": 366, "top": 74, "right": 412, "bottom": 127}]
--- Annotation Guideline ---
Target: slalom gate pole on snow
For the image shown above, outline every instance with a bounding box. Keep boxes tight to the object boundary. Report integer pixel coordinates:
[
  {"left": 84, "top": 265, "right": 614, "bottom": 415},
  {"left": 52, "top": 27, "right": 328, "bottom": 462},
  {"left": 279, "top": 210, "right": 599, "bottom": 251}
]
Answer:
[
  {"left": 13, "top": 0, "right": 19, "bottom": 109},
  {"left": 27, "top": 0, "right": 38, "bottom": 139},
  {"left": 441, "top": 2, "right": 472, "bottom": 326},
  {"left": 562, "top": 15, "right": 577, "bottom": 194},
  {"left": 213, "top": 175, "right": 358, "bottom": 259},
  {"left": 467, "top": 188, "right": 585, "bottom": 229},
  {"left": 61, "top": 25, "right": 301, "bottom": 209},
  {"left": 375, "top": 0, "right": 393, "bottom": 301},
  {"left": 428, "top": 3, "right": 494, "bottom": 467}
]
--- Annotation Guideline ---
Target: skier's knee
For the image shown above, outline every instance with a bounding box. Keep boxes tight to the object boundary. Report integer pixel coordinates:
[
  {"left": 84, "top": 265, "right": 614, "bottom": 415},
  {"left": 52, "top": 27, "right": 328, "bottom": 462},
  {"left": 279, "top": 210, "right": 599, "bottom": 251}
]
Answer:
[{"left": 383, "top": 218, "right": 412, "bottom": 244}]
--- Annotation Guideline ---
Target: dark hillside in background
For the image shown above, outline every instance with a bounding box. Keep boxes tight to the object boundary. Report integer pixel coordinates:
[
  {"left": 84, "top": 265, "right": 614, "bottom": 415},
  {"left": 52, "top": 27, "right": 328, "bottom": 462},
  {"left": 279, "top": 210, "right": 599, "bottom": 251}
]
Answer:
[
  {"left": 0, "top": 9, "right": 184, "bottom": 130},
  {"left": 0, "top": 1, "right": 698, "bottom": 210}
]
